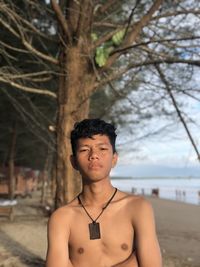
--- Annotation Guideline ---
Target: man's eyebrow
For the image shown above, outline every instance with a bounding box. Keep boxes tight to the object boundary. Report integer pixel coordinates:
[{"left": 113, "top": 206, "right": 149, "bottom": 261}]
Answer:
[
  {"left": 78, "top": 142, "right": 109, "bottom": 147},
  {"left": 96, "top": 142, "right": 110, "bottom": 146}
]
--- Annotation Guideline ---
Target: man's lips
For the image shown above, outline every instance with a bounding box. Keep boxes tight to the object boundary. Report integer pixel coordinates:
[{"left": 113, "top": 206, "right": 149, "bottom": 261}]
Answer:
[{"left": 88, "top": 163, "right": 102, "bottom": 170}]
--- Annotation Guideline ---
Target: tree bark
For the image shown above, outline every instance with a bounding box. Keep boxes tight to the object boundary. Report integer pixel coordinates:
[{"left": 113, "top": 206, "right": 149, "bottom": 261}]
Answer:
[
  {"left": 55, "top": 44, "right": 95, "bottom": 207},
  {"left": 41, "top": 145, "right": 52, "bottom": 205},
  {"left": 8, "top": 122, "right": 17, "bottom": 200},
  {"left": 51, "top": 0, "right": 96, "bottom": 207}
]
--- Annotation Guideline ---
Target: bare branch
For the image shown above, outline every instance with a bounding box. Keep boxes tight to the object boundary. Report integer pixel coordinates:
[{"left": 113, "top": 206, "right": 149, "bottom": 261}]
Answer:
[
  {"left": 104, "top": 0, "right": 163, "bottom": 68},
  {"left": 1, "top": 87, "right": 56, "bottom": 149},
  {"left": 0, "top": 15, "right": 59, "bottom": 65},
  {"left": 21, "top": 35, "right": 59, "bottom": 65},
  {"left": 0, "top": 77, "right": 57, "bottom": 98},
  {"left": 5, "top": 70, "right": 55, "bottom": 79},
  {"left": 101, "top": 71, "right": 139, "bottom": 108},
  {"left": 0, "top": 40, "right": 29, "bottom": 53},
  {"left": 111, "top": 36, "right": 200, "bottom": 55},
  {"left": 0, "top": 17, "right": 20, "bottom": 38},
  {"left": 154, "top": 63, "right": 200, "bottom": 162},
  {"left": 3, "top": 3, "right": 56, "bottom": 41},
  {"left": 124, "top": 0, "right": 140, "bottom": 36},
  {"left": 51, "top": 0, "right": 72, "bottom": 44},
  {"left": 3, "top": 70, "right": 56, "bottom": 83},
  {"left": 93, "top": 22, "right": 123, "bottom": 29},
  {"left": 125, "top": 0, "right": 163, "bottom": 43},
  {"left": 180, "top": 90, "right": 200, "bottom": 102},
  {"left": 95, "top": 0, "right": 118, "bottom": 14},
  {"left": 96, "top": 58, "right": 200, "bottom": 89},
  {"left": 153, "top": 9, "right": 200, "bottom": 21},
  {"left": 92, "top": 1, "right": 140, "bottom": 51}
]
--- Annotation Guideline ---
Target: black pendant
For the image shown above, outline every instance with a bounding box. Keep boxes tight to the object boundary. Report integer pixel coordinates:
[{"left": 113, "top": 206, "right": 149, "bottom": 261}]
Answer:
[{"left": 89, "top": 222, "right": 101, "bottom": 240}]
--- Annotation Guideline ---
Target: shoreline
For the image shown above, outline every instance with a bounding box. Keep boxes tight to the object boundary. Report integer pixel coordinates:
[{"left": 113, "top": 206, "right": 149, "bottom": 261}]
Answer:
[
  {"left": 148, "top": 195, "right": 200, "bottom": 207},
  {"left": 111, "top": 177, "right": 200, "bottom": 206}
]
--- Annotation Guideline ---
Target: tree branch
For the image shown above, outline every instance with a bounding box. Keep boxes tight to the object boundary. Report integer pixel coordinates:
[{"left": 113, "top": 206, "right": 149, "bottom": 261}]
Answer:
[
  {"left": 95, "top": 58, "right": 200, "bottom": 89},
  {"left": 0, "top": 40, "right": 29, "bottom": 53},
  {"left": 104, "top": 0, "right": 163, "bottom": 68},
  {"left": 93, "top": 21, "right": 123, "bottom": 29},
  {"left": 95, "top": 0, "right": 118, "bottom": 14},
  {"left": 0, "top": 16, "right": 59, "bottom": 65},
  {"left": 92, "top": 29, "right": 119, "bottom": 49},
  {"left": 154, "top": 63, "right": 200, "bottom": 162},
  {"left": 5, "top": 70, "right": 56, "bottom": 79},
  {"left": 153, "top": 9, "right": 200, "bottom": 21},
  {"left": 110, "top": 36, "right": 200, "bottom": 56},
  {"left": 51, "top": 0, "right": 72, "bottom": 44},
  {"left": 3, "top": 3, "right": 56, "bottom": 41},
  {"left": 0, "top": 77, "right": 57, "bottom": 98},
  {"left": 1, "top": 87, "right": 56, "bottom": 149},
  {"left": 3, "top": 70, "right": 55, "bottom": 82},
  {"left": 0, "top": 17, "right": 20, "bottom": 38},
  {"left": 20, "top": 34, "right": 59, "bottom": 65}
]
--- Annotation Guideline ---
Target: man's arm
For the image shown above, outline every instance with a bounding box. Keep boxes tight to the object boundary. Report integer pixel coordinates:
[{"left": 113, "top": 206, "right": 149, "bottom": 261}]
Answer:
[
  {"left": 46, "top": 208, "right": 73, "bottom": 267},
  {"left": 134, "top": 199, "right": 162, "bottom": 267}
]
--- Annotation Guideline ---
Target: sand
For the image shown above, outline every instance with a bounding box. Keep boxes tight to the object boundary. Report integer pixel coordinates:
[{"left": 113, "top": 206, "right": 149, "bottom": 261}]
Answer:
[
  {"left": 0, "top": 192, "right": 199, "bottom": 267},
  {"left": 148, "top": 196, "right": 200, "bottom": 267}
]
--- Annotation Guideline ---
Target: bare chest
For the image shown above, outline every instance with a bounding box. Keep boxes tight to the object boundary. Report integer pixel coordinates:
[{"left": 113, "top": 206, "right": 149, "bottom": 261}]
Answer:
[{"left": 68, "top": 207, "right": 135, "bottom": 266}]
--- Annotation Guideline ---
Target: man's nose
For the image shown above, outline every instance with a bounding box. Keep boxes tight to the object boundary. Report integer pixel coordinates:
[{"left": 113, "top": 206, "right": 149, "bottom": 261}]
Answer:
[{"left": 89, "top": 150, "right": 99, "bottom": 160}]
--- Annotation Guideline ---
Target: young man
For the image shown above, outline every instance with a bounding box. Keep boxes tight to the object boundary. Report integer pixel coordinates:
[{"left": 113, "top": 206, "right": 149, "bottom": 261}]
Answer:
[{"left": 46, "top": 119, "right": 162, "bottom": 267}]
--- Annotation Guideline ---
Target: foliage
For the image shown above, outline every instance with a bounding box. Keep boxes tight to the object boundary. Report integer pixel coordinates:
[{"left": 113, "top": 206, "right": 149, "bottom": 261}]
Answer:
[
  {"left": 95, "top": 29, "right": 126, "bottom": 67},
  {"left": 1, "top": 0, "right": 200, "bottom": 202}
]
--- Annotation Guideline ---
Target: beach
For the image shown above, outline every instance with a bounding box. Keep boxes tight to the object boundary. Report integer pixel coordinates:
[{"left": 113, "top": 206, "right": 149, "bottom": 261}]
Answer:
[
  {"left": 148, "top": 197, "right": 200, "bottom": 267},
  {"left": 0, "top": 193, "right": 199, "bottom": 267}
]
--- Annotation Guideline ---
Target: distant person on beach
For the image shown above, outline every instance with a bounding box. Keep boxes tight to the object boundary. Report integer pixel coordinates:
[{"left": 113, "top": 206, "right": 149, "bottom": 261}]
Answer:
[{"left": 46, "top": 118, "right": 162, "bottom": 267}]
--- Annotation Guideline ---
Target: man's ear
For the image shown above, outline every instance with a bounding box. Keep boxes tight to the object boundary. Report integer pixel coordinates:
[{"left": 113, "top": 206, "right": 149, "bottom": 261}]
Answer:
[
  {"left": 112, "top": 152, "right": 118, "bottom": 168},
  {"left": 70, "top": 155, "right": 79, "bottom": 170}
]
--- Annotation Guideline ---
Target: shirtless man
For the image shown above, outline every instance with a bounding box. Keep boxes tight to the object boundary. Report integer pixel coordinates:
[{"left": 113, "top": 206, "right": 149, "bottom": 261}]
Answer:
[{"left": 46, "top": 118, "right": 162, "bottom": 267}]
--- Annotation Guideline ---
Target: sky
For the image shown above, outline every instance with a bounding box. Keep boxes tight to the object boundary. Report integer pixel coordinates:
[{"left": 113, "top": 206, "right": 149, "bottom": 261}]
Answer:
[
  {"left": 112, "top": 135, "right": 200, "bottom": 178},
  {"left": 111, "top": 58, "right": 200, "bottom": 178},
  {"left": 112, "top": 98, "right": 200, "bottom": 178}
]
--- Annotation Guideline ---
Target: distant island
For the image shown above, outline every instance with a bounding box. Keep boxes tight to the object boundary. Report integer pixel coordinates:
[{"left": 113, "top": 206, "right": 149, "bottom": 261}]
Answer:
[{"left": 111, "top": 164, "right": 200, "bottom": 178}]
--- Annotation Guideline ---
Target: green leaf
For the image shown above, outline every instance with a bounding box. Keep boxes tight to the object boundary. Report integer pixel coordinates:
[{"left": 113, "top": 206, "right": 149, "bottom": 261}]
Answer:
[
  {"left": 112, "top": 29, "right": 126, "bottom": 46},
  {"left": 91, "top": 33, "right": 98, "bottom": 42},
  {"left": 95, "top": 46, "right": 114, "bottom": 67},
  {"left": 95, "top": 47, "right": 108, "bottom": 67}
]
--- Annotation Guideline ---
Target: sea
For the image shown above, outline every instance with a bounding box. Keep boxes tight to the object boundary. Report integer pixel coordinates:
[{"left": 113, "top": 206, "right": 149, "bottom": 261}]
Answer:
[{"left": 111, "top": 177, "right": 200, "bottom": 205}]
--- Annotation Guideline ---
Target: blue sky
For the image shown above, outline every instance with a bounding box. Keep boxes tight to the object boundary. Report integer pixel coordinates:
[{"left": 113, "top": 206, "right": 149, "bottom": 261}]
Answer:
[{"left": 113, "top": 98, "right": 200, "bottom": 177}]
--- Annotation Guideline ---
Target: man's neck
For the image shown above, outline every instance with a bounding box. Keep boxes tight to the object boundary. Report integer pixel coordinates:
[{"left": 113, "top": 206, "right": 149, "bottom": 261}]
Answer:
[{"left": 80, "top": 180, "right": 115, "bottom": 207}]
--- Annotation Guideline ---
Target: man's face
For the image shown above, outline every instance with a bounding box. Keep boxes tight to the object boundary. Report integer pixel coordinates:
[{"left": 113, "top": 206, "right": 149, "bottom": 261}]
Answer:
[{"left": 70, "top": 134, "right": 118, "bottom": 183}]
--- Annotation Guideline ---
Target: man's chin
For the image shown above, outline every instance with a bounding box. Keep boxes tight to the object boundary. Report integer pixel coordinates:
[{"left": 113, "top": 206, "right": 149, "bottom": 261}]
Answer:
[{"left": 82, "top": 176, "right": 107, "bottom": 184}]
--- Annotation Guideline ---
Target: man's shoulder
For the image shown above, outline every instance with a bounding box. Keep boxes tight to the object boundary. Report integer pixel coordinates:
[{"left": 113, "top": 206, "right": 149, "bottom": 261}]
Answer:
[
  {"left": 118, "top": 191, "right": 153, "bottom": 213},
  {"left": 129, "top": 193, "right": 151, "bottom": 205},
  {"left": 118, "top": 190, "right": 149, "bottom": 202},
  {"left": 130, "top": 194, "right": 152, "bottom": 210},
  {"left": 124, "top": 194, "right": 155, "bottom": 226},
  {"left": 48, "top": 197, "right": 79, "bottom": 227}
]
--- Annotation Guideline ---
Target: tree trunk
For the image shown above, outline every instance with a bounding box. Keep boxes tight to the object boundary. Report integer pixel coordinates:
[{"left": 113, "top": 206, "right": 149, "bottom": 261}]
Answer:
[
  {"left": 41, "top": 146, "right": 51, "bottom": 205},
  {"left": 8, "top": 122, "right": 17, "bottom": 200},
  {"left": 53, "top": 0, "right": 95, "bottom": 207},
  {"left": 55, "top": 45, "right": 95, "bottom": 207}
]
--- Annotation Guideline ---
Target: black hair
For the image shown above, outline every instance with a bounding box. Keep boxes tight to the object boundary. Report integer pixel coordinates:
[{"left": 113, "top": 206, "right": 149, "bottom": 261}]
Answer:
[{"left": 70, "top": 118, "right": 117, "bottom": 155}]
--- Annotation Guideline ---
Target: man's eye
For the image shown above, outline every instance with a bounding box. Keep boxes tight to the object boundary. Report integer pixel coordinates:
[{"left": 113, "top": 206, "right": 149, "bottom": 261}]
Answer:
[
  {"left": 100, "top": 147, "right": 108, "bottom": 150},
  {"left": 79, "top": 149, "right": 88, "bottom": 152}
]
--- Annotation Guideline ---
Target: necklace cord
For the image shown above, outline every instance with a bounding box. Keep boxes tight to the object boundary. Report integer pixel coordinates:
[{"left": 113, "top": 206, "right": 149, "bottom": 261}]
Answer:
[{"left": 78, "top": 188, "right": 118, "bottom": 223}]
